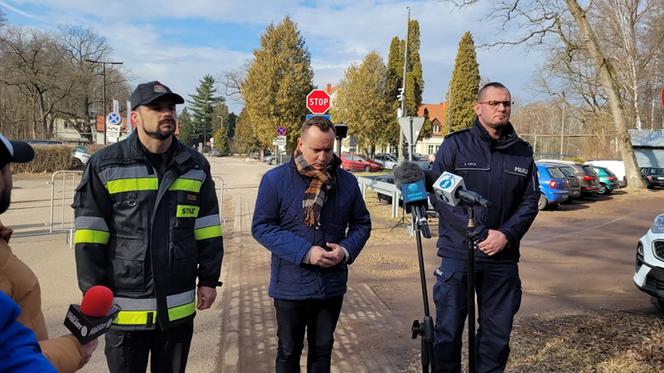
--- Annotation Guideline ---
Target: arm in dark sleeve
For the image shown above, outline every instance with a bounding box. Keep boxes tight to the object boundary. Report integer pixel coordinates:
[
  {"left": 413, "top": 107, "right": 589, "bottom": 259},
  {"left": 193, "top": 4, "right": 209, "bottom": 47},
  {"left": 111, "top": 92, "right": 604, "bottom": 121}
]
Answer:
[
  {"left": 499, "top": 160, "right": 540, "bottom": 246},
  {"left": 194, "top": 162, "right": 224, "bottom": 288},
  {"left": 73, "top": 161, "right": 112, "bottom": 293},
  {"left": 251, "top": 175, "right": 312, "bottom": 265},
  {"left": 339, "top": 179, "right": 371, "bottom": 264}
]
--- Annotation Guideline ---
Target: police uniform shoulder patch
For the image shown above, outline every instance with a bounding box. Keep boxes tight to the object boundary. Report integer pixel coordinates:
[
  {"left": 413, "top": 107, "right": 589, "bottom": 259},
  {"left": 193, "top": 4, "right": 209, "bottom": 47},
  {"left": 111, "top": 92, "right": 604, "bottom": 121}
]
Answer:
[{"left": 444, "top": 128, "right": 470, "bottom": 139}]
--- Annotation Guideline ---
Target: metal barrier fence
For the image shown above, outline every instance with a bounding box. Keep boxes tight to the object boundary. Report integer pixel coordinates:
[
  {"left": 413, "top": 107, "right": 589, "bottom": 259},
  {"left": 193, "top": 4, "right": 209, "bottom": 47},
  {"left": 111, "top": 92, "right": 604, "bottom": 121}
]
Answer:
[
  {"left": 48, "top": 170, "right": 83, "bottom": 247},
  {"left": 357, "top": 175, "right": 401, "bottom": 218},
  {"left": 48, "top": 170, "right": 226, "bottom": 247}
]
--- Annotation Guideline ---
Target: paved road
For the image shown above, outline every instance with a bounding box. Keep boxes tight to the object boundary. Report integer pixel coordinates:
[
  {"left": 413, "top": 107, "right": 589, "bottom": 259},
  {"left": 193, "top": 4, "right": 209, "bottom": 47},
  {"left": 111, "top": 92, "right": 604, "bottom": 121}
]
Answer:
[{"left": 5, "top": 156, "right": 662, "bottom": 372}]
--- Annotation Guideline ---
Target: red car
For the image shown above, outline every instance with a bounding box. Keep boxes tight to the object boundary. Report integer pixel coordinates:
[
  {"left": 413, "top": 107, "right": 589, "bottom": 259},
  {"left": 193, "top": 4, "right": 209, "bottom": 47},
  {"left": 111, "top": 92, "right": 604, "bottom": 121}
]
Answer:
[{"left": 340, "top": 153, "right": 383, "bottom": 172}]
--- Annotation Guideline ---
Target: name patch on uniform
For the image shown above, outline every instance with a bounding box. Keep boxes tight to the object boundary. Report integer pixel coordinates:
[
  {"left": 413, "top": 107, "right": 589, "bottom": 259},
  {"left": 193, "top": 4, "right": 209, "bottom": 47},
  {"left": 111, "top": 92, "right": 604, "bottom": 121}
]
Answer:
[
  {"left": 186, "top": 194, "right": 198, "bottom": 202},
  {"left": 513, "top": 166, "right": 528, "bottom": 176},
  {"left": 176, "top": 205, "right": 200, "bottom": 218},
  {"left": 464, "top": 162, "right": 477, "bottom": 166}
]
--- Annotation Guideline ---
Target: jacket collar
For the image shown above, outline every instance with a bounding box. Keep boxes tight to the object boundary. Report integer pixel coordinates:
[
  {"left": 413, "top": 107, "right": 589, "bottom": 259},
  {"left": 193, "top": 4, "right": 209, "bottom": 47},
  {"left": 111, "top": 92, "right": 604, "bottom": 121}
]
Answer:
[{"left": 471, "top": 118, "right": 519, "bottom": 150}]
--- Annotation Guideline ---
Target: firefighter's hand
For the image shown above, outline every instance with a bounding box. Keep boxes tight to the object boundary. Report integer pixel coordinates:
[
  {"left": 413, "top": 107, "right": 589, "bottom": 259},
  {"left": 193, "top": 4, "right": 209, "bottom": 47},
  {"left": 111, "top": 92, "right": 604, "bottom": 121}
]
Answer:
[{"left": 197, "top": 286, "right": 217, "bottom": 310}]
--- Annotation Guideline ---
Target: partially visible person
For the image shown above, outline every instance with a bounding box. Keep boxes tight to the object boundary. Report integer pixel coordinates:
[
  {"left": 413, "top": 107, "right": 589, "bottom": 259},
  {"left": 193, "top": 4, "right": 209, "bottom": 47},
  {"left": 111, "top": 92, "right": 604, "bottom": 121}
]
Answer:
[
  {"left": 0, "top": 134, "right": 97, "bottom": 372},
  {"left": 252, "top": 116, "right": 371, "bottom": 373},
  {"left": 0, "top": 291, "right": 56, "bottom": 373}
]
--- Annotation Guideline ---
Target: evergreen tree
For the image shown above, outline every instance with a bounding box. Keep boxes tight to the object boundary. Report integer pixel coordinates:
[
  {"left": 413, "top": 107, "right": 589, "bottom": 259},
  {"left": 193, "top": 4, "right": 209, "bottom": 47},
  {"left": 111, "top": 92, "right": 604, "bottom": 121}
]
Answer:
[
  {"left": 233, "top": 108, "right": 259, "bottom": 153},
  {"left": 385, "top": 37, "right": 404, "bottom": 149},
  {"left": 177, "top": 108, "right": 193, "bottom": 145},
  {"left": 242, "top": 17, "right": 314, "bottom": 153},
  {"left": 333, "top": 52, "right": 392, "bottom": 157},
  {"left": 188, "top": 74, "right": 220, "bottom": 147},
  {"left": 446, "top": 32, "right": 480, "bottom": 132}
]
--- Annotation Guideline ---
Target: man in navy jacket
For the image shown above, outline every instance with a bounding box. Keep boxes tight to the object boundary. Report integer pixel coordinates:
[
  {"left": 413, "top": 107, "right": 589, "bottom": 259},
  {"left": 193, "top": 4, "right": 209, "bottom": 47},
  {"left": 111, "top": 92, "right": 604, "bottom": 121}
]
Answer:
[
  {"left": 430, "top": 82, "right": 540, "bottom": 372},
  {"left": 252, "top": 116, "right": 371, "bottom": 373}
]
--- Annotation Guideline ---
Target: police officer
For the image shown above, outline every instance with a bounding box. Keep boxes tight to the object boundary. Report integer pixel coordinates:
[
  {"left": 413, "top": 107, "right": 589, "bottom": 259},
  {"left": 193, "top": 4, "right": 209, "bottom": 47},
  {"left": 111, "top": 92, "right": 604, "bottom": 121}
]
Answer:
[
  {"left": 430, "top": 82, "right": 540, "bottom": 372},
  {"left": 73, "top": 81, "right": 224, "bottom": 373}
]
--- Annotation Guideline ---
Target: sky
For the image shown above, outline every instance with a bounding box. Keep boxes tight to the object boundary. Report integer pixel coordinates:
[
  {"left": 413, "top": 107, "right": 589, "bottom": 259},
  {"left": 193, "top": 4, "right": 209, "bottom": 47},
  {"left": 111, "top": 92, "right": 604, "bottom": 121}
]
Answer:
[{"left": 0, "top": 0, "right": 550, "bottom": 115}]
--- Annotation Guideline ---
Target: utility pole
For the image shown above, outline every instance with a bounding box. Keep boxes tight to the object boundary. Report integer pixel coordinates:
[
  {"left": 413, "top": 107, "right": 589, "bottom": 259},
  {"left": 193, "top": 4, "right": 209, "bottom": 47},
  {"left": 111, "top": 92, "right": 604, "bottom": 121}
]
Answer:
[
  {"left": 559, "top": 93, "right": 566, "bottom": 159},
  {"left": 86, "top": 59, "right": 123, "bottom": 144},
  {"left": 398, "top": 7, "right": 410, "bottom": 161}
]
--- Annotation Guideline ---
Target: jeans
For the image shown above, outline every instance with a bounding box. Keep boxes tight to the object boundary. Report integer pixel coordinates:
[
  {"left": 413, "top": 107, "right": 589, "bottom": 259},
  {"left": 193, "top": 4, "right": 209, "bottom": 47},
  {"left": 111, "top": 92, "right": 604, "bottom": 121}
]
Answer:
[
  {"left": 273, "top": 296, "right": 344, "bottom": 373},
  {"left": 433, "top": 259, "right": 522, "bottom": 373}
]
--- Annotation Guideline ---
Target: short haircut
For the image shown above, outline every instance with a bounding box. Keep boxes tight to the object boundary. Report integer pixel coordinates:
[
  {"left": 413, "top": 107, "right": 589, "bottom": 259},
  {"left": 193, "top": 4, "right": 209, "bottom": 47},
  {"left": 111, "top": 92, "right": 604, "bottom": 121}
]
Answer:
[
  {"left": 300, "top": 116, "right": 336, "bottom": 137},
  {"left": 477, "top": 82, "right": 510, "bottom": 101}
]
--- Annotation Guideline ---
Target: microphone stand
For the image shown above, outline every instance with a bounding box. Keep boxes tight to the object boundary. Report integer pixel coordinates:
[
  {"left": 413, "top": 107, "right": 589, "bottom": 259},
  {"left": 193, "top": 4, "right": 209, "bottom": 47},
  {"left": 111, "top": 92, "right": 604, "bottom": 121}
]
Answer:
[
  {"left": 410, "top": 205, "right": 436, "bottom": 373},
  {"left": 464, "top": 206, "right": 478, "bottom": 373}
]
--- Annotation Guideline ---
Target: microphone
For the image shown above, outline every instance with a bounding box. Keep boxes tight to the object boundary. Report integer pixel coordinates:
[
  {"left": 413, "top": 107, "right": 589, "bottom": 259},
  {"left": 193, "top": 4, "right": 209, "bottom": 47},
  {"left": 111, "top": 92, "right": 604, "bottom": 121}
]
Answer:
[
  {"left": 394, "top": 161, "right": 431, "bottom": 238},
  {"left": 432, "top": 171, "right": 492, "bottom": 208},
  {"left": 64, "top": 285, "right": 120, "bottom": 344}
]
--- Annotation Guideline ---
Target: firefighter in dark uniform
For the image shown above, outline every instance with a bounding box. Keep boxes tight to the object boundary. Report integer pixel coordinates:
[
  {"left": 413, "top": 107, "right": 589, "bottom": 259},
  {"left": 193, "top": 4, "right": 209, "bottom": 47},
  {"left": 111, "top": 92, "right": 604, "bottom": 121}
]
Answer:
[
  {"left": 430, "top": 82, "right": 540, "bottom": 372},
  {"left": 73, "top": 81, "right": 224, "bottom": 373}
]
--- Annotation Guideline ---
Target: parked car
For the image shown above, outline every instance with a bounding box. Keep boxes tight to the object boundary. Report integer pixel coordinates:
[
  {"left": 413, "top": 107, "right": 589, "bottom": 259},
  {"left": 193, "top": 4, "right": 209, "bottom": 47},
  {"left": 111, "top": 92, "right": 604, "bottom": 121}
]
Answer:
[
  {"left": 70, "top": 145, "right": 91, "bottom": 170},
  {"left": 633, "top": 212, "right": 664, "bottom": 311},
  {"left": 641, "top": 167, "right": 664, "bottom": 189},
  {"left": 373, "top": 153, "right": 398, "bottom": 169},
  {"left": 585, "top": 160, "right": 626, "bottom": 187},
  {"left": 590, "top": 165, "right": 620, "bottom": 195},
  {"left": 555, "top": 165, "right": 581, "bottom": 200},
  {"left": 266, "top": 153, "right": 292, "bottom": 165},
  {"left": 249, "top": 149, "right": 271, "bottom": 160},
  {"left": 541, "top": 160, "right": 599, "bottom": 197},
  {"left": 340, "top": 153, "right": 383, "bottom": 172},
  {"left": 536, "top": 162, "right": 570, "bottom": 210}
]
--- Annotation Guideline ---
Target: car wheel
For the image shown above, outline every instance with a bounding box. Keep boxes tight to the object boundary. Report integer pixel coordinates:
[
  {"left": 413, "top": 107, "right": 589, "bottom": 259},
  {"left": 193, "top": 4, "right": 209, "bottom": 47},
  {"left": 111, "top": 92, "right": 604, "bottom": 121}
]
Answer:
[
  {"left": 537, "top": 194, "right": 548, "bottom": 211},
  {"left": 598, "top": 183, "right": 609, "bottom": 195},
  {"left": 69, "top": 158, "right": 84, "bottom": 170},
  {"left": 549, "top": 202, "right": 560, "bottom": 210},
  {"left": 364, "top": 165, "right": 370, "bottom": 172}
]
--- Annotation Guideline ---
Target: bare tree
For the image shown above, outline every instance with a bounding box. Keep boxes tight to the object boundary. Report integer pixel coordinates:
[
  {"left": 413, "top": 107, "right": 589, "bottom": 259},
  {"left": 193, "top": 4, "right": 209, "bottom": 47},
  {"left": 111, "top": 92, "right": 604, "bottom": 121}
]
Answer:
[{"left": 448, "top": 0, "right": 646, "bottom": 188}]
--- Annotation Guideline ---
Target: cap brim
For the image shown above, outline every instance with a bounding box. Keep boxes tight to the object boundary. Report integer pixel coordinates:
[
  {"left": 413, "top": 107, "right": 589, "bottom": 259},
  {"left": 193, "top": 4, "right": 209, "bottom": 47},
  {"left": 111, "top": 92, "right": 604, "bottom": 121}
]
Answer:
[{"left": 9, "top": 141, "right": 35, "bottom": 163}]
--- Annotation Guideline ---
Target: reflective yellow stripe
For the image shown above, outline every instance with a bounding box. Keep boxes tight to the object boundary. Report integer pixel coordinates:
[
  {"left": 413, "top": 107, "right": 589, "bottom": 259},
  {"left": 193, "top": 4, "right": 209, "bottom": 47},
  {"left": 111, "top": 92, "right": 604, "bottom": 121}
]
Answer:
[
  {"left": 194, "top": 225, "right": 223, "bottom": 240},
  {"left": 74, "top": 229, "right": 110, "bottom": 245},
  {"left": 168, "top": 301, "right": 196, "bottom": 321},
  {"left": 176, "top": 205, "right": 200, "bottom": 218},
  {"left": 106, "top": 178, "right": 158, "bottom": 194},
  {"left": 113, "top": 310, "right": 157, "bottom": 325},
  {"left": 169, "top": 179, "right": 203, "bottom": 193}
]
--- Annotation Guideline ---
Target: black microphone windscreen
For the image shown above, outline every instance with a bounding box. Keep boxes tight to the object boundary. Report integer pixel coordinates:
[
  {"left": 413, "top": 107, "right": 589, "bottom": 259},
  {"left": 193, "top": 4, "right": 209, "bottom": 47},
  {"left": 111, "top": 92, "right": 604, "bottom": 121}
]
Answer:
[{"left": 394, "top": 161, "right": 424, "bottom": 188}]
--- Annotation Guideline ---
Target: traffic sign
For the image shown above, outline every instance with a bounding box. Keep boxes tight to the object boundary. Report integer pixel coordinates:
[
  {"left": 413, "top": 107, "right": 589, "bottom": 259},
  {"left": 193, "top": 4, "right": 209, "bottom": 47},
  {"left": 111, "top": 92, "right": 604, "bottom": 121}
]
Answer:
[
  {"left": 398, "top": 116, "right": 425, "bottom": 147},
  {"left": 306, "top": 89, "right": 331, "bottom": 114},
  {"left": 106, "top": 112, "right": 122, "bottom": 126},
  {"left": 277, "top": 126, "right": 287, "bottom": 136},
  {"left": 273, "top": 136, "right": 287, "bottom": 147}
]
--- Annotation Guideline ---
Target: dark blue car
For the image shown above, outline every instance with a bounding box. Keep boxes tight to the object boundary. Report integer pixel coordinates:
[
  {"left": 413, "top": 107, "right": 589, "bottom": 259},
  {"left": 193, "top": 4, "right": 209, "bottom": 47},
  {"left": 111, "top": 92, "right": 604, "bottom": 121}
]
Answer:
[{"left": 536, "top": 162, "right": 570, "bottom": 210}]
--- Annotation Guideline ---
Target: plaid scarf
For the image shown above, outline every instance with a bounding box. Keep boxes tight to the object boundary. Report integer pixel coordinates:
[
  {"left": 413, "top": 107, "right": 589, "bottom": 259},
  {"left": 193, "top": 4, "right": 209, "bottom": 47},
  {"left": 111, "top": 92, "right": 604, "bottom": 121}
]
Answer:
[{"left": 294, "top": 150, "right": 334, "bottom": 227}]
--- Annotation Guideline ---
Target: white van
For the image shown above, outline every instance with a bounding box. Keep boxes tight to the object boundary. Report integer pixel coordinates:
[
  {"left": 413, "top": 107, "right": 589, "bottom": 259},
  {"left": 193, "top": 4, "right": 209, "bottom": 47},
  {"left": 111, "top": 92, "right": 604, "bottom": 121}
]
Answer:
[{"left": 584, "top": 160, "right": 626, "bottom": 187}]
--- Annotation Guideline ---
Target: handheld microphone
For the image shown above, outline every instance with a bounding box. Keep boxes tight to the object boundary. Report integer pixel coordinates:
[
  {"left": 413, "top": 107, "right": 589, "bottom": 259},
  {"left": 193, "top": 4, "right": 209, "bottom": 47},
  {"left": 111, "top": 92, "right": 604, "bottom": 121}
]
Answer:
[
  {"left": 394, "top": 161, "right": 431, "bottom": 238},
  {"left": 432, "top": 171, "right": 492, "bottom": 208},
  {"left": 64, "top": 285, "right": 120, "bottom": 344}
]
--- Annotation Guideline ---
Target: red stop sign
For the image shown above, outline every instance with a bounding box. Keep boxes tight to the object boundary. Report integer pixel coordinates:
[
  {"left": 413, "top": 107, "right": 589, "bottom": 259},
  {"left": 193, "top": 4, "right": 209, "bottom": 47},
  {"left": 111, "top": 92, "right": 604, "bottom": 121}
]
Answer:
[{"left": 306, "top": 89, "right": 331, "bottom": 114}]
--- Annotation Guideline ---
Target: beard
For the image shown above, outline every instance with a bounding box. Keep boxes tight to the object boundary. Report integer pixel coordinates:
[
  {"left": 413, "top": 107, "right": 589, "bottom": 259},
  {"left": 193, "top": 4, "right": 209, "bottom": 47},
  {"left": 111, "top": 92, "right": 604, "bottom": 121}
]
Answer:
[{"left": 140, "top": 114, "right": 175, "bottom": 140}]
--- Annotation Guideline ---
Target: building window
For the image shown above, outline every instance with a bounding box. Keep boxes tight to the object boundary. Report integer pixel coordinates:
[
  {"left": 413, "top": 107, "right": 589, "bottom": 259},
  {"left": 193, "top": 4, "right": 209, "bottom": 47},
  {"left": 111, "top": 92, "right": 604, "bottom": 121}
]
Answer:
[
  {"left": 428, "top": 145, "right": 434, "bottom": 154},
  {"left": 433, "top": 124, "right": 440, "bottom": 133}
]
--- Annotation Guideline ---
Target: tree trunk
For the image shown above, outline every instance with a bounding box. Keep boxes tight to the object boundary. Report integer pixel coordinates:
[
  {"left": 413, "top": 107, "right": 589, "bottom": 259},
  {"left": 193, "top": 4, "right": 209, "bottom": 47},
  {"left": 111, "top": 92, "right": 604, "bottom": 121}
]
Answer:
[{"left": 565, "top": 0, "right": 646, "bottom": 189}]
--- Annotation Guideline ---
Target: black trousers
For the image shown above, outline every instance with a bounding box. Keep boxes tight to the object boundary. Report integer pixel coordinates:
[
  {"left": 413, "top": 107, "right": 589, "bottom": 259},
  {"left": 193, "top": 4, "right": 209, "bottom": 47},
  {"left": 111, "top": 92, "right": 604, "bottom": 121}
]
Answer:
[
  {"left": 274, "top": 296, "right": 344, "bottom": 373},
  {"left": 104, "top": 320, "right": 193, "bottom": 373},
  {"left": 433, "top": 260, "right": 522, "bottom": 373}
]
